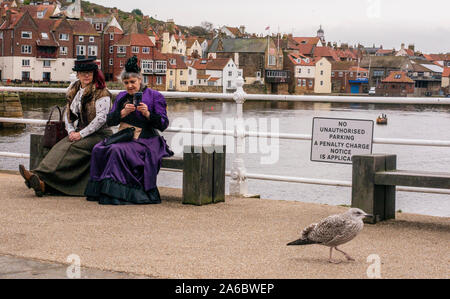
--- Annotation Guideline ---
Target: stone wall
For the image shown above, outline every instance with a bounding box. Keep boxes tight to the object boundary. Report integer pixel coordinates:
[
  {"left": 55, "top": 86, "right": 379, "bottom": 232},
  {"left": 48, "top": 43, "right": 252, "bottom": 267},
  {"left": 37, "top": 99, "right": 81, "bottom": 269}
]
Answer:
[{"left": 0, "top": 92, "right": 24, "bottom": 128}]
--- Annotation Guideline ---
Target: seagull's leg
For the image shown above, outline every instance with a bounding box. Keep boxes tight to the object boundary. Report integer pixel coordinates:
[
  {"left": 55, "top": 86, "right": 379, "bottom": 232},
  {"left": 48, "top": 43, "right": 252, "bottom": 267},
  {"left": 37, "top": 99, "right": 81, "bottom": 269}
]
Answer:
[
  {"left": 328, "top": 247, "right": 342, "bottom": 264},
  {"left": 335, "top": 247, "right": 355, "bottom": 261}
]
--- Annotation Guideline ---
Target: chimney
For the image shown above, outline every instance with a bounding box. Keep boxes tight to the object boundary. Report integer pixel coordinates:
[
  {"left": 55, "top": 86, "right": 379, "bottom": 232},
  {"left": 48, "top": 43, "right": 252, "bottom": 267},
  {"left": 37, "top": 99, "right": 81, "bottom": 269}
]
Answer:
[
  {"left": 239, "top": 25, "right": 245, "bottom": 34},
  {"left": 401, "top": 43, "right": 405, "bottom": 50},
  {"left": 408, "top": 44, "right": 415, "bottom": 52},
  {"left": 5, "top": 9, "right": 11, "bottom": 27}
]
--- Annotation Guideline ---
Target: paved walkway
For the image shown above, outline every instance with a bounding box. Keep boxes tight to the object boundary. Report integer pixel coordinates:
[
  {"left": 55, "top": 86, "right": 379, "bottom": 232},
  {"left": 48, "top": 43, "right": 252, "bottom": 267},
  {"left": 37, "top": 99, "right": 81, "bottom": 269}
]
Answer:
[{"left": 0, "top": 172, "right": 449, "bottom": 279}]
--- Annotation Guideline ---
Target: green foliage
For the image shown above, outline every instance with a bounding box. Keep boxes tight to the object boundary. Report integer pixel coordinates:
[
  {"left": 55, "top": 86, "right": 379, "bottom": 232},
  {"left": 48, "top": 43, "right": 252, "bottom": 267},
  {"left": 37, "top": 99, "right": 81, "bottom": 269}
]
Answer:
[{"left": 132, "top": 9, "right": 143, "bottom": 16}]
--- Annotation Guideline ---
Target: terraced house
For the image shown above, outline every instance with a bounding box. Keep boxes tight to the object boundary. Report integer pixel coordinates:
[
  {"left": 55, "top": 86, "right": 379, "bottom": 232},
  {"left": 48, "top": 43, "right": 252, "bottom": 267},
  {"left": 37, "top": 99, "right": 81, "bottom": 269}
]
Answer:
[{"left": 0, "top": 10, "right": 101, "bottom": 82}]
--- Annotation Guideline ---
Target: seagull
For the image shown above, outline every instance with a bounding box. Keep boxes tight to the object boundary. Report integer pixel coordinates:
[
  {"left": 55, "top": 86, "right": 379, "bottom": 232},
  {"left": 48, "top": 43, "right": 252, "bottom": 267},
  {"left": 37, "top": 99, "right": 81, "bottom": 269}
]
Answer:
[{"left": 287, "top": 208, "right": 372, "bottom": 264}]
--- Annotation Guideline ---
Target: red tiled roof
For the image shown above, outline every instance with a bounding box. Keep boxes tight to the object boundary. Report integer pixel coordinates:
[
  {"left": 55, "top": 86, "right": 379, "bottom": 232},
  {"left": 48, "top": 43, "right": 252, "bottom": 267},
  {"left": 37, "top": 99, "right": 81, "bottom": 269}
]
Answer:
[
  {"left": 293, "top": 37, "right": 320, "bottom": 45},
  {"left": 349, "top": 66, "right": 369, "bottom": 72},
  {"left": 205, "top": 58, "right": 230, "bottom": 70},
  {"left": 314, "top": 47, "right": 339, "bottom": 61},
  {"left": 382, "top": 71, "right": 414, "bottom": 83},
  {"left": 20, "top": 4, "right": 55, "bottom": 19},
  {"left": 294, "top": 43, "right": 315, "bottom": 55},
  {"left": 208, "top": 77, "right": 220, "bottom": 82},
  {"left": 443, "top": 67, "right": 450, "bottom": 77},
  {"left": 197, "top": 74, "right": 211, "bottom": 80},
  {"left": 68, "top": 20, "right": 98, "bottom": 36},
  {"left": 166, "top": 53, "right": 187, "bottom": 69},
  {"left": 191, "top": 59, "right": 209, "bottom": 70},
  {"left": 116, "top": 33, "right": 155, "bottom": 47},
  {"left": 0, "top": 12, "right": 23, "bottom": 29}
]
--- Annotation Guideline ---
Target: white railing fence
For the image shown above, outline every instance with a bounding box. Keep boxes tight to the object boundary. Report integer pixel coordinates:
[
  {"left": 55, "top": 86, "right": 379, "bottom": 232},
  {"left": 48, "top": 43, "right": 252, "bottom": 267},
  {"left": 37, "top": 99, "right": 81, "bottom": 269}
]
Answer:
[{"left": 1, "top": 79, "right": 450, "bottom": 196}]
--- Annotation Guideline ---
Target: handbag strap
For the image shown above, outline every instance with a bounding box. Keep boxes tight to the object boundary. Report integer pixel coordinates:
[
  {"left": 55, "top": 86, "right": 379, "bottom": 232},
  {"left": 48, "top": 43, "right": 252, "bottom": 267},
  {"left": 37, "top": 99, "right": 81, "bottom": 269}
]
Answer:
[{"left": 47, "top": 106, "right": 66, "bottom": 122}]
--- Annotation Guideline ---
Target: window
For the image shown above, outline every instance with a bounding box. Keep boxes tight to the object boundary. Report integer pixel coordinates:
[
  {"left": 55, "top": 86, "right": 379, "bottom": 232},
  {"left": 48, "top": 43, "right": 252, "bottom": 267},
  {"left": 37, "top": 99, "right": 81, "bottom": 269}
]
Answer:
[
  {"left": 95, "top": 23, "right": 101, "bottom": 31},
  {"left": 41, "top": 32, "right": 49, "bottom": 39},
  {"left": 132, "top": 46, "right": 140, "bottom": 54},
  {"left": 142, "top": 47, "right": 150, "bottom": 54},
  {"left": 331, "top": 72, "right": 335, "bottom": 77},
  {"left": 302, "top": 79, "right": 306, "bottom": 87},
  {"left": 339, "top": 72, "right": 343, "bottom": 77},
  {"left": 0, "top": 32, "right": 3, "bottom": 39},
  {"left": 180, "top": 81, "right": 186, "bottom": 86},
  {"left": 60, "top": 46, "right": 68, "bottom": 55},
  {"left": 394, "top": 74, "right": 401, "bottom": 79},
  {"left": 156, "top": 76, "right": 163, "bottom": 85},
  {"left": 143, "top": 76, "right": 149, "bottom": 84},
  {"left": 109, "top": 46, "right": 114, "bottom": 54},
  {"left": 88, "top": 46, "right": 97, "bottom": 56},
  {"left": 190, "top": 80, "right": 193, "bottom": 86},
  {"left": 238, "top": 71, "right": 242, "bottom": 77},
  {"left": 170, "top": 70, "right": 173, "bottom": 76},
  {"left": 120, "top": 61, "right": 124, "bottom": 68},
  {"left": 43, "top": 60, "right": 51, "bottom": 68},
  {"left": 228, "top": 71, "right": 233, "bottom": 77},
  {"left": 141, "top": 60, "right": 153, "bottom": 73},
  {"left": 320, "top": 81, "right": 324, "bottom": 86},
  {"left": 309, "top": 80, "right": 313, "bottom": 87},
  {"left": 350, "top": 72, "right": 354, "bottom": 77},
  {"left": 373, "top": 70, "right": 385, "bottom": 77},
  {"left": 110, "top": 33, "right": 114, "bottom": 41},
  {"left": 79, "top": 36, "right": 84, "bottom": 42},
  {"left": 268, "top": 55, "right": 276, "bottom": 66},
  {"left": 117, "top": 46, "right": 126, "bottom": 54},
  {"left": 155, "top": 61, "right": 167, "bottom": 72},
  {"left": 21, "top": 31, "right": 32, "bottom": 39},
  {"left": 22, "top": 71, "right": 30, "bottom": 81},
  {"left": 21, "top": 45, "right": 32, "bottom": 54},
  {"left": 59, "top": 33, "right": 69, "bottom": 41},
  {"left": 297, "top": 79, "right": 302, "bottom": 86},
  {"left": 180, "top": 70, "right": 183, "bottom": 76},
  {"left": 76, "top": 45, "right": 86, "bottom": 56},
  {"left": 227, "top": 81, "right": 232, "bottom": 88},
  {"left": 89, "top": 36, "right": 95, "bottom": 43},
  {"left": 307, "top": 69, "right": 311, "bottom": 74},
  {"left": 37, "top": 11, "right": 44, "bottom": 18},
  {"left": 189, "top": 69, "right": 192, "bottom": 75},
  {"left": 109, "top": 59, "right": 113, "bottom": 66},
  {"left": 22, "top": 59, "right": 30, "bottom": 67},
  {"left": 256, "top": 71, "right": 261, "bottom": 78},
  {"left": 320, "top": 70, "right": 324, "bottom": 76}
]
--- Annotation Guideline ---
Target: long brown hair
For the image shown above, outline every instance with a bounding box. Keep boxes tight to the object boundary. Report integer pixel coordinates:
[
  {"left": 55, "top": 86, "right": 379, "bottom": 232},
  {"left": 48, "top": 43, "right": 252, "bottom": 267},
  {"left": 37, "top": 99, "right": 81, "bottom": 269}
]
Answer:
[{"left": 93, "top": 69, "right": 106, "bottom": 89}]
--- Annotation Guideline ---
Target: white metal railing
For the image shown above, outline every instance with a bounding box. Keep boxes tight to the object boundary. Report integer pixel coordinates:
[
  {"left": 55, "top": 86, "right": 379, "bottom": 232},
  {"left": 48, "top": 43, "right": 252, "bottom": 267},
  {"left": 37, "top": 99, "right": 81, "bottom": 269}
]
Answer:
[{"left": 1, "top": 80, "right": 450, "bottom": 197}]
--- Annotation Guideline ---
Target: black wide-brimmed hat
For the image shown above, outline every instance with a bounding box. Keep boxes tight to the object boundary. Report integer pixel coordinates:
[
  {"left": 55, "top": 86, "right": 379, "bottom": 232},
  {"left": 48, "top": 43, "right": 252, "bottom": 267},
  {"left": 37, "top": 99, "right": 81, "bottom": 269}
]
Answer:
[{"left": 73, "top": 58, "right": 98, "bottom": 72}]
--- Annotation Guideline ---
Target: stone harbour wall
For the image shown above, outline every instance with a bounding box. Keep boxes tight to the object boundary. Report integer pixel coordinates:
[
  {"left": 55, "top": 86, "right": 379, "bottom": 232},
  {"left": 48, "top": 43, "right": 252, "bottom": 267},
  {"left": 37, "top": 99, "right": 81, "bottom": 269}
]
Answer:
[{"left": 0, "top": 92, "right": 24, "bottom": 128}]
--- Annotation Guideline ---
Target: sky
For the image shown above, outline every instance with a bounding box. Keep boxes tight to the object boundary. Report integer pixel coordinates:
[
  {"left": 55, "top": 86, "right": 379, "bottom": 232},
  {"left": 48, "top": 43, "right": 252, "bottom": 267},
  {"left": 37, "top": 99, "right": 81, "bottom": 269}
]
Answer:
[{"left": 90, "top": 0, "right": 450, "bottom": 54}]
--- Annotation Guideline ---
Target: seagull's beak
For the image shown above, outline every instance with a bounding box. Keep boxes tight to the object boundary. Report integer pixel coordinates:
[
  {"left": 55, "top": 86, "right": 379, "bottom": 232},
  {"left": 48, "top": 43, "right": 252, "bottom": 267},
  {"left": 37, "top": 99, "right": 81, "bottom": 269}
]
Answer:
[{"left": 364, "top": 213, "right": 374, "bottom": 218}]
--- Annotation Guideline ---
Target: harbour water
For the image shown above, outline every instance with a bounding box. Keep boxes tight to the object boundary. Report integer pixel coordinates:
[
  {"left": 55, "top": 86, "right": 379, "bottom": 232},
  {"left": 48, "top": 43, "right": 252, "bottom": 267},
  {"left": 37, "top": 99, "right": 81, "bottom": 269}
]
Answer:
[{"left": 1, "top": 97, "right": 449, "bottom": 217}]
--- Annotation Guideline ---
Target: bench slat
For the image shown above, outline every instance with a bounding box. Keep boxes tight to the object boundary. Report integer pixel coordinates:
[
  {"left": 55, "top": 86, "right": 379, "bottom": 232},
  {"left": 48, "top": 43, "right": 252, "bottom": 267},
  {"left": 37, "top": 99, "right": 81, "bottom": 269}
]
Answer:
[
  {"left": 161, "top": 156, "right": 184, "bottom": 170},
  {"left": 375, "top": 170, "right": 450, "bottom": 189}
]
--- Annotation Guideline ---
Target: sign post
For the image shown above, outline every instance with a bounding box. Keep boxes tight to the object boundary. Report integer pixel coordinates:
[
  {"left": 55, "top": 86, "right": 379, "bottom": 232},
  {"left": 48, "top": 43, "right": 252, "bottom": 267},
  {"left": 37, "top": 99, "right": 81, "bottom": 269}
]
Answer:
[{"left": 311, "top": 118, "right": 374, "bottom": 165}]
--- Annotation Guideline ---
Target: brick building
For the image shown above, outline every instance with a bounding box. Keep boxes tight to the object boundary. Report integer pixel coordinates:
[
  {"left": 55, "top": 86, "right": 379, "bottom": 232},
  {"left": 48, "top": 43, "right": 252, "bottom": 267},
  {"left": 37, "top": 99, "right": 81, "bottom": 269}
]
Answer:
[
  {"left": 376, "top": 71, "right": 415, "bottom": 97},
  {"left": 0, "top": 10, "right": 100, "bottom": 82}
]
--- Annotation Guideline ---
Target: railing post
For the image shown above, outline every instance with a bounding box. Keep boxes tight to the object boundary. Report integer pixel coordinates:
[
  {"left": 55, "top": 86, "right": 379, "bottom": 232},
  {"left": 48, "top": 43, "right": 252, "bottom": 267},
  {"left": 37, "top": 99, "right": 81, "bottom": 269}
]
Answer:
[{"left": 230, "top": 77, "right": 249, "bottom": 197}]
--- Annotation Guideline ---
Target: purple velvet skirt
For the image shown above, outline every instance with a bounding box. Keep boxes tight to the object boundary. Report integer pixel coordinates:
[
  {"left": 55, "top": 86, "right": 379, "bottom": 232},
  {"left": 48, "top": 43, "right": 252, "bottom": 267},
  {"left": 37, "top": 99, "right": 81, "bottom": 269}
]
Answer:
[{"left": 85, "top": 136, "right": 173, "bottom": 205}]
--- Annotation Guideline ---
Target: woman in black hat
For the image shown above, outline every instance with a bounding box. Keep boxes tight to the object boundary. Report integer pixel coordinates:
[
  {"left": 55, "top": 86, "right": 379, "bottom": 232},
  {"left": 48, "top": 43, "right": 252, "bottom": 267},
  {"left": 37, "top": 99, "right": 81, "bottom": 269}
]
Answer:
[
  {"left": 19, "top": 58, "right": 113, "bottom": 197},
  {"left": 85, "top": 56, "right": 173, "bottom": 205}
]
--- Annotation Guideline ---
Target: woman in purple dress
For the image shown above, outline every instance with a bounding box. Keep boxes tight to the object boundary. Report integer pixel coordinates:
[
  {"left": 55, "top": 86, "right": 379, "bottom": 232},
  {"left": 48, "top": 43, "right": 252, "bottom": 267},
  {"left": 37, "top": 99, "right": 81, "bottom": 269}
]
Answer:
[{"left": 85, "top": 56, "right": 173, "bottom": 205}]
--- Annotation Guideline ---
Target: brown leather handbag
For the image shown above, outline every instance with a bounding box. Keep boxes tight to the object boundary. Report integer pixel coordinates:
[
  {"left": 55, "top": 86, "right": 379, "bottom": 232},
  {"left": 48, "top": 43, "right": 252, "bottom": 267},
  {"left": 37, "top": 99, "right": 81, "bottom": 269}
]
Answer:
[{"left": 43, "top": 106, "right": 68, "bottom": 148}]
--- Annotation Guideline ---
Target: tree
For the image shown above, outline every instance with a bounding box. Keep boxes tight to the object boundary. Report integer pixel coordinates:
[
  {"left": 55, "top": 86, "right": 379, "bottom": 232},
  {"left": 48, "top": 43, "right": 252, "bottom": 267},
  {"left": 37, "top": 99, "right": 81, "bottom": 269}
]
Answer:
[
  {"left": 201, "top": 21, "right": 214, "bottom": 32},
  {"left": 132, "top": 9, "right": 143, "bottom": 16},
  {"left": 190, "top": 26, "right": 208, "bottom": 37}
]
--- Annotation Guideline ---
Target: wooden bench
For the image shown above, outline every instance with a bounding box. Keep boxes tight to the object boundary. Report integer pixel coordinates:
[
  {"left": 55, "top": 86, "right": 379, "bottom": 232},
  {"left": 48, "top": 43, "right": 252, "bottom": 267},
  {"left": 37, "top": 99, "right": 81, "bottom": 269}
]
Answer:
[
  {"left": 30, "top": 134, "right": 226, "bottom": 206},
  {"left": 352, "top": 154, "right": 450, "bottom": 223}
]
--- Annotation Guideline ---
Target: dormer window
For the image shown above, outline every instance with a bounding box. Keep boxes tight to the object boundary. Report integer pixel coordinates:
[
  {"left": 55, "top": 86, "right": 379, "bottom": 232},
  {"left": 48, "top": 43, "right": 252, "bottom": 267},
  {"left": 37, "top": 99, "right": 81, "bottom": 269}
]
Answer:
[
  {"left": 41, "top": 32, "right": 49, "bottom": 39},
  {"left": 21, "top": 31, "right": 32, "bottom": 39},
  {"left": 394, "top": 74, "right": 401, "bottom": 79},
  {"left": 37, "top": 11, "right": 44, "bottom": 18},
  {"left": 169, "top": 58, "right": 176, "bottom": 65}
]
